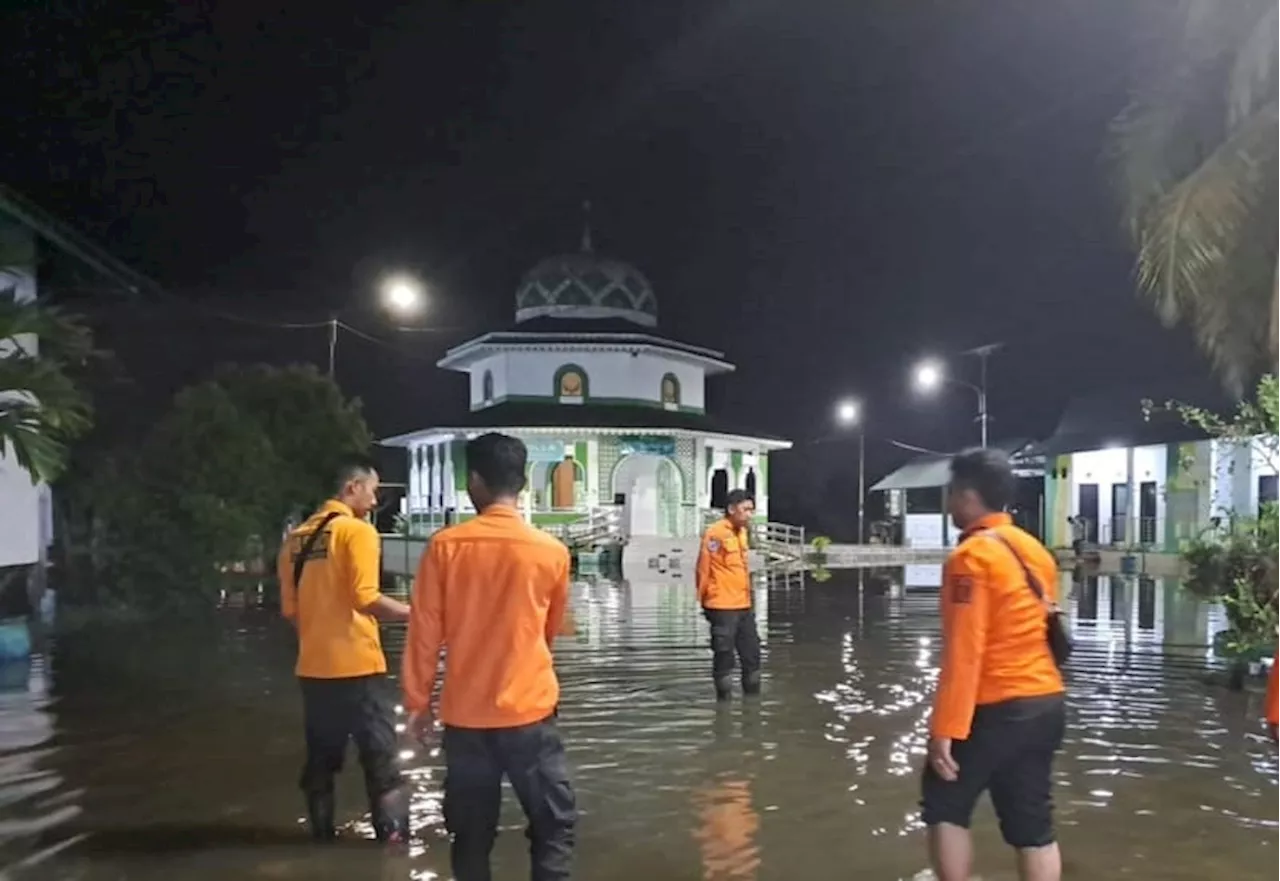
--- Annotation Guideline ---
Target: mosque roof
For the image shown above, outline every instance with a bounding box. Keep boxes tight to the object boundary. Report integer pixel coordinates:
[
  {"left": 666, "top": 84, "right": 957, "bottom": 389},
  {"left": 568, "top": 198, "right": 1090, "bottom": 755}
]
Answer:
[{"left": 512, "top": 202, "right": 658, "bottom": 328}]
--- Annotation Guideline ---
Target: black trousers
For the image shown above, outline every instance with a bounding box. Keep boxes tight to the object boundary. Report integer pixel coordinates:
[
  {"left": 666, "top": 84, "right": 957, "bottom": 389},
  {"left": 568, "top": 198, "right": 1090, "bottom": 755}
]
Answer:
[
  {"left": 443, "top": 717, "right": 577, "bottom": 881},
  {"left": 920, "top": 694, "right": 1066, "bottom": 848},
  {"left": 298, "top": 674, "right": 402, "bottom": 801},
  {"left": 704, "top": 608, "right": 762, "bottom": 693}
]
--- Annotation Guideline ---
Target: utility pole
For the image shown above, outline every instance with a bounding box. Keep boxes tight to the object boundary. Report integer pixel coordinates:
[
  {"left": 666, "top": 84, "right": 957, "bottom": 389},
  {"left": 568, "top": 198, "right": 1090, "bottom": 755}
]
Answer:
[
  {"left": 962, "top": 342, "right": 1002, "bottom": 449},
  {"left": 857, "top": 427, "right": 866, "bottom": 544},
  {"left": 327, "top": 315, "right": 338, "bottom": 380}
]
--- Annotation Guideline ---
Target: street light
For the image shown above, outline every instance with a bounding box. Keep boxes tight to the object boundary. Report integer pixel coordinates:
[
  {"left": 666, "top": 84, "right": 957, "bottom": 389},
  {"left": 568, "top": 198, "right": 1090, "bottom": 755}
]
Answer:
[
  {"left": 380, "top": 275, "right": 426, "bottom": 318},
  {"left": 912, "top": 353, "right": 990, "bottom": 448},
  {"left": 914, "top": 359, "right": 943, "bottom": 392},
  {"left": 835, "top": 398, "right": 867, "bottom": 544},
  {"left": 328, "top": 273, "right": 428, "bottom": 379}
]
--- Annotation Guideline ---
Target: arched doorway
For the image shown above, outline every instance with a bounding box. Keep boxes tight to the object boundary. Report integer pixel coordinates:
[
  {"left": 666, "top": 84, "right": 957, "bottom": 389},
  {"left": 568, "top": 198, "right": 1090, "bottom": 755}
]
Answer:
[
  {"left": 744, "top": 467, "right": 757, "bottom": 500},
  {"left": 709, "top": 468, "right": 729, "bottom": 510},
  {"left": 551, "top": 456, "right": 579, "bottom": 509},
  {"left": 613, "top": 454, "right": 684, "bottom": 537}
]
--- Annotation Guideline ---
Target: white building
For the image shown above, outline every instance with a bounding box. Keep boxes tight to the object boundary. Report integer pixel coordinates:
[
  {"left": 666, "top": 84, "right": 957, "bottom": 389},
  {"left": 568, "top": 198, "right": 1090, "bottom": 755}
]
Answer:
[
  {"left": 0, "top": 216, "right": 50, "bottom": 573},
  {"left": 0, "top": 187, "right": 147, "bottom": 581},
  {"left": 381, "top": 226, "right": 791, "bottom": 540}
]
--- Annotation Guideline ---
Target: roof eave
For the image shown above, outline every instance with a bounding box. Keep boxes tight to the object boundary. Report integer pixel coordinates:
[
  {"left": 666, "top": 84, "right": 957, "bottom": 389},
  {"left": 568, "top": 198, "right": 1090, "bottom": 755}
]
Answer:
[
  {"left": 436, "top": 333, "right": 734, "bottom": 372},
  {"left": 380, "top": 425, "right": 790, "bottom": 450}
]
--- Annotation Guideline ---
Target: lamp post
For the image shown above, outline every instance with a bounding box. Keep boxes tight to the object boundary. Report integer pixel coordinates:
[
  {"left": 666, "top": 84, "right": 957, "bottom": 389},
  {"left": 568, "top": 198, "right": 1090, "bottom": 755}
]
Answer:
[
  {"left": 912, "top": 352, "right": 994, "bottom": 448},
  {"left": 328, "top": 274, "right": 427, "bottom": 379},
  {"left": 836, "top": 399, "right": 866, "bottom": 544}
]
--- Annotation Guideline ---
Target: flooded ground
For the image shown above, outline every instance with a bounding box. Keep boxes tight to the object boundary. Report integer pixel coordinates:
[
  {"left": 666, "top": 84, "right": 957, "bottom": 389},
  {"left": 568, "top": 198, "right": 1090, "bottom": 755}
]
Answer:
[{"left": 0, "top": 569, "right": 1275, "bottom": 880}]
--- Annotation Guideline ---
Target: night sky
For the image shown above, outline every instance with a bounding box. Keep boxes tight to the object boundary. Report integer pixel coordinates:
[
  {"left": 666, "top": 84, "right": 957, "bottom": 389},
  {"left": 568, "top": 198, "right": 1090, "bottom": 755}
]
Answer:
[{"left": 3, "top": 1, "right": 1208, "bottom": 534}]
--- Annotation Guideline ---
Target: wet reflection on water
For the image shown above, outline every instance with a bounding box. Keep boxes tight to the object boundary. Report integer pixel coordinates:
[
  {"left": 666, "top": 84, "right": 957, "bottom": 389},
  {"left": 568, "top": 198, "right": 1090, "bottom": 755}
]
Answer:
[{"left": 0, "top": 569, "right": 1274, "bottom": 880}]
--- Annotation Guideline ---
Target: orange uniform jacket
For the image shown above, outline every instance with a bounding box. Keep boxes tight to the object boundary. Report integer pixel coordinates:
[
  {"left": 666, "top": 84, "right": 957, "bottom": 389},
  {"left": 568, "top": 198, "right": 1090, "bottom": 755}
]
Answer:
[
  {"left": 696, "top": 519, "right": 752, "bottom": 611},
  {"left": 1266, "top": 646, "right": 1279, "bottom": 727},
  {"left": 931, "top": 513, "right": 1065, "bottom": 740},
  {"left": 402, "top": 505, "right": 571, "bottom": 729},
  {"left": 277, "top": 500, "right": 387, "bottom": 679}
]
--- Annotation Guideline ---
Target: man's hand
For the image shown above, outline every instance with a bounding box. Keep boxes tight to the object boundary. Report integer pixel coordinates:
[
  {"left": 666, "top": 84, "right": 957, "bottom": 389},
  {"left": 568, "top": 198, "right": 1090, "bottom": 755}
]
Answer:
[
  {"left": 928, "top": 737, "right": 959, "bottom": 781},
  {"left": 407, "top": 709, "right": 437, "bottom": 745}
]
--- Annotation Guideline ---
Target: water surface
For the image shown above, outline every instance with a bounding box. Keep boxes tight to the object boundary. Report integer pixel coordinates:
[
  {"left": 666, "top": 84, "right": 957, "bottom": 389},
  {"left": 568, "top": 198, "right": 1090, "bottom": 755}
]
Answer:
[{"left": 0, "top": 569, "right": 1274, "bottom": 880}]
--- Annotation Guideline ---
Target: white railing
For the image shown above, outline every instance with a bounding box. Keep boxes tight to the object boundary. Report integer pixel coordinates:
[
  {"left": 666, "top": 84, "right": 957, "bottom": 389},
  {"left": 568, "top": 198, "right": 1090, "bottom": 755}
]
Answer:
[
  {"left": 538, "top": 505, "right": 623, "bottom": 549},
  {"left": 821, "top": 544, "right": 950, "bottom": 565}
]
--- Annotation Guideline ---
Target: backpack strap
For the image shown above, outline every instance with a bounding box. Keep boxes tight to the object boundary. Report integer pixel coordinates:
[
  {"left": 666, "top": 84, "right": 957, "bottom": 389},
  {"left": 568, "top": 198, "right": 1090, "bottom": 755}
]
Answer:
[{"left": 291, "top": 512, "right": 344, "bottom": 590}]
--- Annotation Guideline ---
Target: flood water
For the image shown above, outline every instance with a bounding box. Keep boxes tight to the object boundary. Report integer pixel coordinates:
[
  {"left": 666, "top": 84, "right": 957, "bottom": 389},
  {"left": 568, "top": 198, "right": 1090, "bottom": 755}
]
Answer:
[{"left": 0, "top": 569, "right": 1275, "bottom": 880}]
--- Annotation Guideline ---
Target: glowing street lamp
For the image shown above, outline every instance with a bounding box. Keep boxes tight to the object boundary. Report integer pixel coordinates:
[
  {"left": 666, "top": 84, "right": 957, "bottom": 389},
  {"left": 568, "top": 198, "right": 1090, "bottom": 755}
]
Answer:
[
  {"left": 911, "top": 355, "right": 990, "bottom": 448},
  {"left": 836, "top": 399, "right": 860, "bottom": 426},
  {"left": 381, "top": 275, "right": 426, "bottom": 318},
  {"left": 914, "top": 359, "right": 944, "bottom": 392}
]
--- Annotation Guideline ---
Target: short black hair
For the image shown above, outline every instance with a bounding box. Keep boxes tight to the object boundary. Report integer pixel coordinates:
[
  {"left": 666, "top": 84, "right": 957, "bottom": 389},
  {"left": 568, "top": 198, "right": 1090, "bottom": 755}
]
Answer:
[
  {"left": 948, "top": 447, "right": 1015, "bottom": 512},
  {"left": 725, "top": 488, "right": 754, "bottom": 510},
  {"left": 466, "top": 433, "right": 528, "bottom": 495},
  {"left": 334, "top": 456, "right": 378, "bottom": 495}
]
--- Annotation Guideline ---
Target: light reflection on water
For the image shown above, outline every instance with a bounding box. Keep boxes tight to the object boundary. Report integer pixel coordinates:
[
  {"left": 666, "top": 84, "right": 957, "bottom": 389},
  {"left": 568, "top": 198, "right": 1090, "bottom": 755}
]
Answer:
[{"left": 0, "top": 568, "right": 1271, "bottom": 880}]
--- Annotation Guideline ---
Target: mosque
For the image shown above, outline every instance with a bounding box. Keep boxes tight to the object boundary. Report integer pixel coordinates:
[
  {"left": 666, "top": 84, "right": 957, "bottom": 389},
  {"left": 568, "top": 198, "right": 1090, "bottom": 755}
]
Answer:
[{"left": 381, "top": 216, "right": 791, "bottom": 541}]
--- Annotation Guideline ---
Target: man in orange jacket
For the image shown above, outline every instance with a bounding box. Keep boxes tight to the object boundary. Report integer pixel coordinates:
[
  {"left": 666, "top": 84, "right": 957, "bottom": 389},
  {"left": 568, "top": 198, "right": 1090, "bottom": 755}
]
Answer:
[
  {"left": 402, "top": 433, "right": 576, "bottom": 880},
  {"left": 696, "top": 489, "right": 760, "bottom": 701},
  {"left": 923, "top": 449, "right": 1066, "bottom": 881},
  {"left": 1265, "top": 641, "right": 1278, "bottom": 741}
]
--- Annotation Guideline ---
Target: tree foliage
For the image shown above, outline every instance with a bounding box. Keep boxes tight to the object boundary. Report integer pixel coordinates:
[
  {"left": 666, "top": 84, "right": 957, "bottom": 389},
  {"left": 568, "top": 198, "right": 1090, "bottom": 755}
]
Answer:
[
  {"left": 0, "top": 288, "right": 95, "bottom": 484},
  {"left": 1111, "top": 0, "right": 1278, "bottom": 393},
  {"left": 1154, "top": 375, "right": 1279, "bottom": 668},
  {"left": 76, "top": 364, "right": 371, "bottom": 610}
]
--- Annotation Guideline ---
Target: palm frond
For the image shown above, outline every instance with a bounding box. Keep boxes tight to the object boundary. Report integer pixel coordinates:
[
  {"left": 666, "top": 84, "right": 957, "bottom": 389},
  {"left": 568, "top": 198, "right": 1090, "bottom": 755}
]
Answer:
[
  {"left": 0, "top": 403, "right": 74, "bottom": 484},
  {"left": 1136, "top": 100, "right": 1280, "bottom": 326},
  {"left": 1227, "top": 4, "right": 1278, "bottom": 128}
]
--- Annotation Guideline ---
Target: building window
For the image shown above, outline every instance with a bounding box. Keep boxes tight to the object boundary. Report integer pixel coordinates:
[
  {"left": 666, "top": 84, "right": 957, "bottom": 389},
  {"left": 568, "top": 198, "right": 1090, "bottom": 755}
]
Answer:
[
  {"left": 553, "top": 364, "right": 588, "bottom": 402},
  {"left": 660, "top": 373, "right": 680, "bottom": 409},
  {"left": 1260, "top": 474, "right": 1278, "bottom": 514},
  {"left": 481, "top": 370, "right": 494, "bottom": 403}
]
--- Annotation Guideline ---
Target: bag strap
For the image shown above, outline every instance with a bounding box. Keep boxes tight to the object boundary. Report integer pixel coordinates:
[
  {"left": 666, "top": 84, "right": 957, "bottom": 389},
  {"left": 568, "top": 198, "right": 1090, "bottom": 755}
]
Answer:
[
  {"left": 291, "top": 512, "right": 344, "bottom": 590},
  {"left": 980, "top": 528, "right": 1055, "bottom": 611}
]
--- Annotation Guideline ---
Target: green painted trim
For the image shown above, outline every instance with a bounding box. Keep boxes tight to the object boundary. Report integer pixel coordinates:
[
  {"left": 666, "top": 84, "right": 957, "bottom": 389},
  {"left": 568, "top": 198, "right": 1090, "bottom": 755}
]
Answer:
[
  {"left": 552, "top": 363, "right": 590, "bottom": 401},
  {"left": 531, "top": 511, "right": 584, "bottom": 525},
  {"left": 730, "top": 450, "right": 743, "bottom": 484},
  {"left": 472, "top": 393, "right": 705, "bottom": 414},
  {"left": 574, "top": 440, "right": 589, "bottom": 474},
  {"left": 759, "top": 453, "right": 769, "bottom": 493},
  {"left": 452, "top": 440, "right": 468, "bottom": 492}
]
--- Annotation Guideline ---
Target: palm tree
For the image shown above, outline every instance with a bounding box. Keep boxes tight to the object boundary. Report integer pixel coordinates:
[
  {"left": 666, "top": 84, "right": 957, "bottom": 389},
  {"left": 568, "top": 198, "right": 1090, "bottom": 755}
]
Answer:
[
  {"left": 0, "top": 284, "right": 93, "bottom": 484},
  {"left": 1112, "top": 0, "right": 1278, "bottom": 394}
]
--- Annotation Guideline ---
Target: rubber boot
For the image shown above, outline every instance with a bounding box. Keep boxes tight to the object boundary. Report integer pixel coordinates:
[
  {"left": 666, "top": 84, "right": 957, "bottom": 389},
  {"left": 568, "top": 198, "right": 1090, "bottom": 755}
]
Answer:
[
  {"left": 742, "top": 669, "right": 761, "bottom": 697},
  {"left": 371, "top": 786, "right": 410, "bottom": 844},
  {"left": 714, "top": 676, "right": 734, "bottom": 702},
  {"left": 306, "top": 791, "right": 337, "bottom": 842}
]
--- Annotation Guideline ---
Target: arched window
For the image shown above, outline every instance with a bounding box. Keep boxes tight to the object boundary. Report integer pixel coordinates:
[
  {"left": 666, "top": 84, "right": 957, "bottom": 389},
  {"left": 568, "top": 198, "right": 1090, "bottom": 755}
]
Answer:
[
  {"left": 481, "top": 370, "right": 494, "bottom": 403},
  {"left": 660, "top": 373, "right": 681, "bottom": 409},
  {"left": 553, "top": 364, "right": 589, "bottom": 402}
]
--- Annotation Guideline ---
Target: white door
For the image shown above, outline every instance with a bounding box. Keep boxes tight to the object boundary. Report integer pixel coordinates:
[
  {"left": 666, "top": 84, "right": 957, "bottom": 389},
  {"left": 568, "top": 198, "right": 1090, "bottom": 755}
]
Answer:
[{"left": 629, "top": 473, "right": 659, "bottom": 536}]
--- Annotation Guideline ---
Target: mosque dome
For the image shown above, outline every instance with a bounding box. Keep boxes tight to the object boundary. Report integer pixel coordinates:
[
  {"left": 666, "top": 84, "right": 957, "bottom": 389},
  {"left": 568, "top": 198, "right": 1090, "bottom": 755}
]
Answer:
[{"left": 513, "top": 204, "right": 658, "bottom": 327}]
